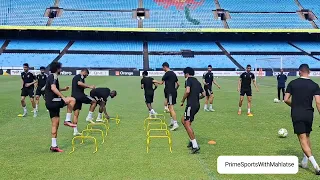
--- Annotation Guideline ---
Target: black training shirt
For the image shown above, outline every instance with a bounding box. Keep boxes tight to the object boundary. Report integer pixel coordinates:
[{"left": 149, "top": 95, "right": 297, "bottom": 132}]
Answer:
[
  {"left": 21, "top": 71, "right": 36, "bottom": 88},
  {"left": 277, "top": 74, "right": 287, "bottom": 88},
  {"left": 185, "top": 77, "right": 204, "bottom": 106},
  {"left": 162, "top": 71, "right": 178, "bottom": 94},
  {"left": 203, "top": 71, "right": 214, "bottom": 87},
  {"left": 45, "top": 74, "right": 60, "bottom": 102},
  {"left": 141, "top": 76, "right": 155, "bottom": 94},
  {"left": 37, "top": 73, "right": 47, "bottom": 88},
  {"left": 286, "top": 78, "right": 320, "bottom": 114},
  {"left": 91, "top": 88, "right": 110, "bottom": 102},
  {"left": 240, "top": 72, "right": 255, "bottom": 90},
  {"left": 72, "top": 74, "right": 85, "bottom": 97}
]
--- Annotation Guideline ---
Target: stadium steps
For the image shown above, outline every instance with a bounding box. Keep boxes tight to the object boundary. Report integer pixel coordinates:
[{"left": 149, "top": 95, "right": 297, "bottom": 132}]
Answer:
[
  {"left": 216, "top": 42, "right": 244, "bottom": 70},
  {"left": 50, "top": 41, "right": 75, "bottom": 66},
  {"left": 288, "top": 42, "right": 320, "bottom": 61},
  {"left": 0, "top": 40, "right": 10, "bottom": 55}
]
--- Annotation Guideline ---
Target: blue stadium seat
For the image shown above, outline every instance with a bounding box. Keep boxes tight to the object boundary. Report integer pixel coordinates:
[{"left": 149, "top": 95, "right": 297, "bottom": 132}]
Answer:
[
  {"left": 292, "top": 42, "right": 320, "bottom": 53},
  {"left": 233, "top": 55, "right": 320, "bottom": 68},
  {"left": 148, "top": 41, "right": 221, "bottom": 51},
  {"left": 0, "top": 53, "right": 57, "bottom": 68},
  {"left": 60, "top": 54, "right": 143, "bottom": 69},
  {"left": 221, "top": 41, "right": 298, "bottom": 52},
  {"left": 70, "top": 41, "right": 142, "bottom": 51},
  {"left": 228, "top": 13, "right": 313, "bottom": 29},
  {"left": 149, "top": 55, "right": 236, "bottom": 69},
  {"left": 7, "top": 40, "right": 68, "bottom": 50}
]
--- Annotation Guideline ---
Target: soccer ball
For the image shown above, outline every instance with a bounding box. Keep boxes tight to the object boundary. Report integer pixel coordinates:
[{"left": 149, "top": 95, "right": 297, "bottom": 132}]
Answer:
[
  {"left": 278, "top": 128, "right": 288, "bottom": 138},
  {"left": 273, "top": 98, "right": 280, "bottom": 103}
]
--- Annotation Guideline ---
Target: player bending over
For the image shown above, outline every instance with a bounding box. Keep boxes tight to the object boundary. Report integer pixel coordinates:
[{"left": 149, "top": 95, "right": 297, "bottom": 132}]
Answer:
[
  {"left": 20, "top": 63, "right": 37, "bottom": 117},
  {"left": 181, "top": 67, "right": 205, "bottom": 154},
  {"left": 237, "top": 64, "right": 259, "bottom": 116},
  {"left": 45, "top": 62, "right": 76, "bottom": 152},
  {"left": 154, "top": 62, "right": 180, "bottom": 131},
  {"left": 141, "top": 70, "right": 158, "bottom": 116},
  {"left": 277, "top": 69, "right": 287, "bottom": 102},
  {"left": 203, "top": 65, "right": 221, "bottom": 112},
  {"left": 86, "top": 87, "right": 117, "bottom": 122},
  {"left": 35, "top": 66, "right": 48, "bottom": 112},
  {"left": 71, "top": 69, "right": 97, "bottom": 135},
  {"left": 284, "top": 64, "right": 320, "bottom": 175}
]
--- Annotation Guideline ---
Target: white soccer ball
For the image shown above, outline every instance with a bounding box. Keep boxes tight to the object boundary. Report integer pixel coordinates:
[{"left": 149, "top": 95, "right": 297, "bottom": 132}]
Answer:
[
  {"left": 278, "top": 128, "right": 288, "bottom": 138},
  {"left": 274, "top": 98, "right": 280, "bottom": 103}
]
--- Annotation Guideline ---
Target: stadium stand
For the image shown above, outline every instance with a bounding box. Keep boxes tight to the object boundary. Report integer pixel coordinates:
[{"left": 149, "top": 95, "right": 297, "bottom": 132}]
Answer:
[
  {"left": 148, "top": 41, "right": 221, "bottom": 51},
  {"left": 59, "top": 54, "right": 143, "bottom": 69},
  {"left": 298, "top": 0, "right": 320, "bottom": 26},
  {"left": 292, "top": 42, "right": 320, "bottom": 53},
  {"left": 6, "top": 40, "right": 68, "bottom": 50},
  {"left": 59, "top": 0, "right": 137, "bottom": 10},
  {"left": 0, "top": 53, "right": 57, "bottom": 68},
  {"left": 220, "top": 41, "right": 299, "bottom": 52},
  {"left": 69, "top": 41, "right": 142, "bottom": 51},
  {"left": 149, "top": 55, "right": 237, "bottom": 69}
]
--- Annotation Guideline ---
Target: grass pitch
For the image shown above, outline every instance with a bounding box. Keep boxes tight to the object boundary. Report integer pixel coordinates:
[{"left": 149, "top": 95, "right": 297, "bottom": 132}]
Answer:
[{"left": 1, "top": 75, "right": 320, "bottom": 180}]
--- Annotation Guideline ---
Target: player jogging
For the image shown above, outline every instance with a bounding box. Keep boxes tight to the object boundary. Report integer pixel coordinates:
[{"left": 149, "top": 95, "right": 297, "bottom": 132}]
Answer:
[
  {"left": 35, "top": 66, "right": 47, "bottom": 112},
  {"left": 181, "top": 67, "right": 205, "bottom": 154},
  {"left": 45, "top": 62, "right": 76, "bottom": 152},
  {"left": 141, "top": 70, "right": 158, "bottom": 116},
  {"left": 154, "top": 62, "right": 180, "bottom": 131},
  {"left": 203, "top": 65, "right": 221, "bottom": 112},
  {"left": 277, "top": 69, "right": 287, "bottom": 102},
  {"left": 20, "top": 63, "right": 37, "bottom": 117},
  {"left": 284, "top": 64, "right": 320, "bottom": 175},
  {"left": 71, "top": 69, "right": 97, "bottom": 135},
  {"left": 86, "top": 87, "right": 117, "bottom": 122},
  {"left": 237, "top": 64, "right": 259, "bottom": 116}
]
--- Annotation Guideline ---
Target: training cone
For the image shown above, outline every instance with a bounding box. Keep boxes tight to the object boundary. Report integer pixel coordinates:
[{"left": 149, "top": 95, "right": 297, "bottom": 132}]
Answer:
[{"left": 208, "top": 140, "right": 216, "bottom": 145}]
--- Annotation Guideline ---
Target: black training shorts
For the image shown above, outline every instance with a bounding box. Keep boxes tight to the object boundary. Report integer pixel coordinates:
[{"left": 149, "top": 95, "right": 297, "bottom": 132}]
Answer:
[
  {"left": 165, "top": 91, "right": 177, "bottom": 105},
  {"left": 184, "top": 104, "right": 200, "bottom": 122},
  {"left": 144, "top": 92, "right": 154, "bottom": 104},
  {"left": 204, "top": 85, "right": 213, "bottom": 97},
  {"left": 73, "top": 94, "right": 95, "bottom": 111},
  {"left": 21, "top": 87, "right": 34, "bottom": 98},
  {"left": 46, "top": 98, "right": 66, "bottom": 118},
  {"left": 292, "top": 111, "right": 314, "bottom": 134},
  {"left": 240, "top": 88, "right": 252, "bottom": 96},
  {"left": 35, "top": 87, "right": 45, "bottom": 96}
]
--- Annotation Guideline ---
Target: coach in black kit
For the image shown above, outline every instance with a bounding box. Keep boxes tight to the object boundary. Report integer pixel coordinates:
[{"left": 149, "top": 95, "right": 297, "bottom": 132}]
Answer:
[
  {"left": 181, "top": 67, "right": 205, "bottom": 154},
  {"left": 35, "top": 66, "right": 47, "bottom": 111},
  {"left": 20, "top": 63, "right": 37, "bottom": 117},
  {"left": 284, "top": 64, "right": 320, "bottom": 175}
]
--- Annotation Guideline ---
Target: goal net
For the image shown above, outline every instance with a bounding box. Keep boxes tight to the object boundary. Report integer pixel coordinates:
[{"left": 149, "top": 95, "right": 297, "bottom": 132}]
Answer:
[{"left": 255, "top": 56, "right": 295, "bottom": 78}]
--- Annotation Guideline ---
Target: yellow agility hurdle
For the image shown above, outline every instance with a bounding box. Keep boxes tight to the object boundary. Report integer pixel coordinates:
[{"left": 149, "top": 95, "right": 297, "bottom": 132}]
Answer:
[
  {"left": 69, "top": 129, "right": 105, "bottom": 154},
  {"left": 143, "top": 114, "right": 166, "bottom": 130},
  {"left": 109, "top": 114, "right": 120, "bottom": 125},
  {"left": 86, "top": 123, "right": 109, "bottom": 136},
  {"left": 146, "top": 129, "right": 172, "bottom": 153}
]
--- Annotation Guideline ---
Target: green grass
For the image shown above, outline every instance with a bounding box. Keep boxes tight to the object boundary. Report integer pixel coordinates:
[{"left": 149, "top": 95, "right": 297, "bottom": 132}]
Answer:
[{"left": 1, "top": 75, "right": 320, "bottom": 180}]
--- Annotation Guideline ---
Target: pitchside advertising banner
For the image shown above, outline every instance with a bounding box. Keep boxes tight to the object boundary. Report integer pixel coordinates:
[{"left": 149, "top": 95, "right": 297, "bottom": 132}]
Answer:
[
  {"left": 266, "top": 71, "right": 297, "bottom": 76},
  {"left": 76, "top": 70, "right": 109, "bottom": 76},
  {"left": 109, "top": 70, "right": 140, "bottom": 76},
  {"left": 140, "top": 71, "right": 266, "bottom": 77}
]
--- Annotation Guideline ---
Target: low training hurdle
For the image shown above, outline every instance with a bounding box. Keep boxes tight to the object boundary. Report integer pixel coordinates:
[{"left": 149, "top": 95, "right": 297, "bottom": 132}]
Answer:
[
  {"left": 69, "top": 128, "right": 105, "bottom": 154},
  {"left": 109, "top": 114, "right": 121, "bottom": 125}
]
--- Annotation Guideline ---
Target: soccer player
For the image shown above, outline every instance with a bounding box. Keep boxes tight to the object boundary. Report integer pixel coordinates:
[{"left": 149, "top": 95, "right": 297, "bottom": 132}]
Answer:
[
  {"left": 237, "top": 64, "right": 259, "bottom": 116},
  {"left": 87, "top": 87, "right": 117, "bottom": 122},
  {"left": 45, "top": 62, "right": 76, "bottom": 152},
  {"left": 20, "top": 63, "right": 37, "bottom": 117},
  {"left": 203, "top": 65, "right": 221, "bottom": 111},
  {"left": 35, "top": 66, "right": 47, "bottom": 111},
  {"left": 141, "top": 70, "right": 158, "bottom": 116},
  {"left": 180, "top": 67, "right": 205, "bottom": 154},
  {"left": 277, "top": 69, "right": 287, "bottom": 102},
  {"left": 71, "top": 69, "right": 97, "bottom": 135},
  {"left": 284, "top": 64, "right": 320, "bottom": 175},
  {"left": 154, "top": 62, "right": 180, "bottom": 131}
]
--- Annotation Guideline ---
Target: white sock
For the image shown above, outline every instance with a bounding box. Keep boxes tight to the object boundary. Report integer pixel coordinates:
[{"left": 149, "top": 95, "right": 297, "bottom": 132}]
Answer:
[
  {"left": 73, "top": 127, "right": 78, "bottom": 133},
  {"left": 191, "top": 139, "right": 198, "bottom": 148},
  {"left": 23, "top": 106, "right": 27, "bottom": 112},
  {"left": 209, "top": 104, "right": 213, "bottom": 109},
  {"left": 309, "top": 156, "right": 319, "bottom": 170},
  {"left": 173, "top": 120, "right": 178, "bottom": 125},
  {"left": 65, "top": 113, "right": 72, "bottom": 122},
  {"left": 204, "top": 104, "right": 207, "bottom": 109},
  {"left": 88, "top": 111, "right": 93, "bottom": 118},
  {"left": 248, "top": 108, "right": 251, "bottom": 113},
  {"left": 36, "top": 104, "right": 38, "bottom": 110},
  {"left": 33, "top": 108, "right": 37, "bottom": 113},
  {"left": 238, "top": 107, "right": 241, "bottom": 111},
  {"left": 51, "top": 138, "right": 57, "bottom": 147},
  {"left": 165, "top": 106, "right": 168, "bottom": 110},
  {"left": 97, "top": 113, "right": 102, "bottom": 119},
  {"left": 302, "top": 153, "right": 308, "bottom": 164}
]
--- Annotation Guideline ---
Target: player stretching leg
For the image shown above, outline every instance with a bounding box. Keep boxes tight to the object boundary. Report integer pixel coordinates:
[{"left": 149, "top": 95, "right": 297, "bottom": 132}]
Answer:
[
  {"left": 277, "top": 69, "right": 287, "bottom": 102},
  {"left": 45, "top": 62, "right": 76, "bottom": 152},
  {"left": 284, "top": 64, "right": 320, "bottom": 175},
  {"left": 154, "top": 62, "right": 180, "bottom": 131},
  {"left": 237, "top": 65, "right": 259, "bottom": 116},
  {"left": 87, "top": 87, "right": 117, "bottom": 122},
  {"left": 20, "top": 63, "right": 37, "bottom": 117},
  {"left": 203, "top": 65, "right": 221, "bottom": 112},
  {"left": 181, "top": 67, "right": 205, "bottom": 154},
  {"left": 141, "top": 71, "right": 158, "bottom": 116},
  {"left": 71, "top": 69, "right": 97, "bottom": 135},
  {"left": 35, "top": 66, "right": 47, "bottom": 112}
]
